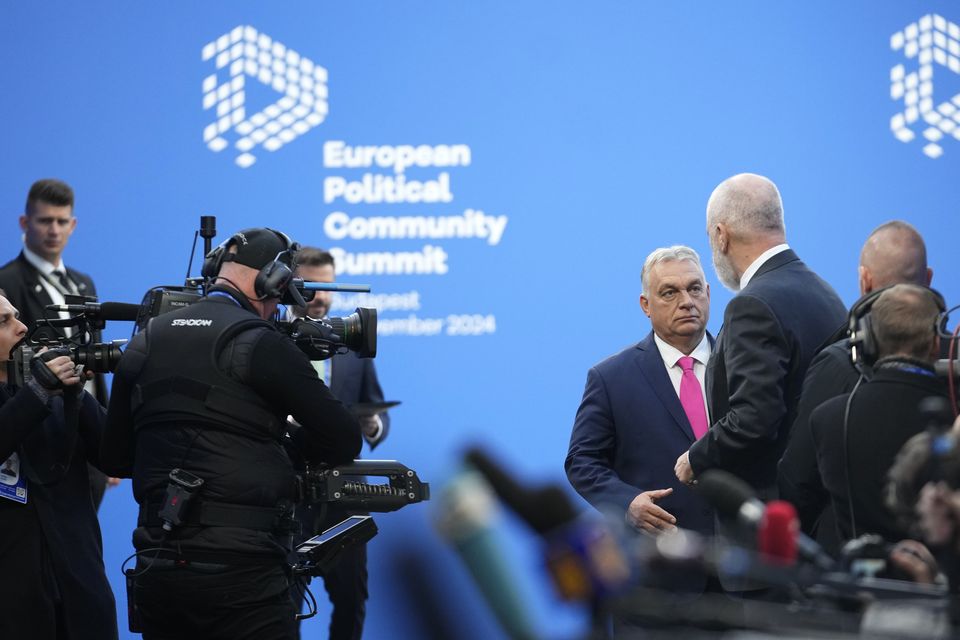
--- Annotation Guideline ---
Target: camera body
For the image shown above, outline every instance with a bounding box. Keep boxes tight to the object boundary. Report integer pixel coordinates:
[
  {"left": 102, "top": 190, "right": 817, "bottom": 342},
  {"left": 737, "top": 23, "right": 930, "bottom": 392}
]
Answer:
[
  {"left": 135, "top": 283, "right": 377, "bottom": 361},
  {"left": 841, "top": 534, "right": 916, "bottom": 581},
  {"left": 6, "top": 298, "right": 126, "bottom": 387},
  {"left": 277, "top": 307, "right": 377, "bottom": 361}
]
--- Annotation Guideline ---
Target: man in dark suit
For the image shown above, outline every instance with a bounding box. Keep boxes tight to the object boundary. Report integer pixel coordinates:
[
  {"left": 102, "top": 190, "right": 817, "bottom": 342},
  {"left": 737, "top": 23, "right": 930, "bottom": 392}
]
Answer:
[
  {"left": 810, "top": 284, "right": 947, "bottom": 543},
  {"left": 675, "top": 173, "right": 846, "bottom": 496},
  {"left": 779, "top": 221, "right": 934, "bottom": 552},
  {"left": 291, "top": 247, "right": 389, "bottom": 640},
  {"left": 0, "top": 179, "right": 113, "bottom": 508},
  {"left": 566, "top": 245, "right": 714, "bottom": 548}
]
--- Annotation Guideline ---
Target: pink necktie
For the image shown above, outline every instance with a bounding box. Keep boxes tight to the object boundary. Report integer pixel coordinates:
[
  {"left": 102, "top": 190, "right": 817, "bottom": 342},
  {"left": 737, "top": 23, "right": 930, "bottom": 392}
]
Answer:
[{"left": 677, "top": 356, "right": 709, "bottom": 439}]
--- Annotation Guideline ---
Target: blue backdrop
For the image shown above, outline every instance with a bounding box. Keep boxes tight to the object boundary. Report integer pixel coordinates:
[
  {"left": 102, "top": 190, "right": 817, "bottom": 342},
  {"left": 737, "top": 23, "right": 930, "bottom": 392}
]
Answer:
[{"left": 2, "top": 3, "right": 959, "bottom": 638}]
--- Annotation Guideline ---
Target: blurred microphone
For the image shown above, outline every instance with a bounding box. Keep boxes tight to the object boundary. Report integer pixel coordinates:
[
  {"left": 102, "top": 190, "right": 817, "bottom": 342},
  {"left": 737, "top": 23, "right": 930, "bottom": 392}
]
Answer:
[
  {"left": 758, "top": 501, "right": 799, "bottom": 565},
  {"left": 698, "top": 470, "right": 835, "bottom": 570},
  {"left": 434, "top": 470, "right": 537, "bottom": 640},
  {"left": 464, "top": 447, "right": 577, "bottom": 535},
  {"left": 463, "top": 447, "right": 629, "bottom": 601},
  {"left": 46, "top": 302, "right": 140, "bottom": 322}
]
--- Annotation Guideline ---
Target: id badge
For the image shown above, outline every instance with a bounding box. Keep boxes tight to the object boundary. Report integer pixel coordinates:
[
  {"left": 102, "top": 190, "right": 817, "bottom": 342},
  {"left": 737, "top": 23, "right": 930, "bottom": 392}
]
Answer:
[{"left": 0, "top": 452, "right": 28, "bottom": 504}]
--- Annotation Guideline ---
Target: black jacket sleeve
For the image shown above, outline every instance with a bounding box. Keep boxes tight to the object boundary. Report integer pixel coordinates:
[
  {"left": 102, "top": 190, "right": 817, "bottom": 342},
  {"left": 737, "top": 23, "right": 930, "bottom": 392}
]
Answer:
[
  {"left": 247, "top": 331, "right": 362, "bottom": 466},
  {"left": 100, "top": 332, "right": 148, "bottom": 477},
  {"left": 0, "top": 384, "right": 51, "bottom": 462},
  {"left": 689, "top": 294, "right": 790, "bottom": 474},
  {"left": 565, "top": 366, "right": 641, "bottom": 514}
]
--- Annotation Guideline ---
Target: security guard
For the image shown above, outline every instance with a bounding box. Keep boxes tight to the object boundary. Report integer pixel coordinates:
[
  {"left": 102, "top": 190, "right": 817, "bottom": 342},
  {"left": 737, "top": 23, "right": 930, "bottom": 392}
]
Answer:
[{"left": 101, "top": 228, "right": 361, "bottom": 640}]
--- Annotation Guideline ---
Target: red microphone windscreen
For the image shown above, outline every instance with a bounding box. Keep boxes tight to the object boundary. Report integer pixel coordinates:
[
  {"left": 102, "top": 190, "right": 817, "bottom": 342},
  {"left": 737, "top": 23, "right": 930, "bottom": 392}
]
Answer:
[{"left": 758, "top": 500, "right": 798, "bottom": 565}]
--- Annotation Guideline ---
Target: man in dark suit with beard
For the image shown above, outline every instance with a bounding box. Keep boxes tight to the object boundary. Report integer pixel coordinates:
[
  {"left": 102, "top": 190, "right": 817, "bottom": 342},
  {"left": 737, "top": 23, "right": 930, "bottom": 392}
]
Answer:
[
  {"left": 675, "top": 173, "right": 846, "bottom": 498},
  {"left": 0, "top": 179, "right": 113, "bottom": 508}
]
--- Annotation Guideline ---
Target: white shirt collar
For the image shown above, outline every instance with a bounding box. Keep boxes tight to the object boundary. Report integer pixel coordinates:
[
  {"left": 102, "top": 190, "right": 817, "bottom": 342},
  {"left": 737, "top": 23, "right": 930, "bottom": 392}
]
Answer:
[
  {"left": 22, "top": 244, "right": 64, "bottom": 276},
  {"left": 739, "top": 243, "right": 790, "bottom": 290},
  {"left": 653, "top": 332, "right": 711, "bottom": 368}
]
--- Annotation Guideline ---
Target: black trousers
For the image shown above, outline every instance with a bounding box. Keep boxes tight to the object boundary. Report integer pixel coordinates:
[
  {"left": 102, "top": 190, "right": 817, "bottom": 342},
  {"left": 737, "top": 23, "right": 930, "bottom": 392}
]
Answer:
[
  {"left": 293, "top": 543, "right": 369, "bottom": 640},
  {"left": 135, "top": 560, "right": 297, "bottom": 640},
  {"left": 0, "top": 510, "right": 60, "bottom": 640},
  {"left": 293, "top": 503, "right": 369, "bottom": 640}
]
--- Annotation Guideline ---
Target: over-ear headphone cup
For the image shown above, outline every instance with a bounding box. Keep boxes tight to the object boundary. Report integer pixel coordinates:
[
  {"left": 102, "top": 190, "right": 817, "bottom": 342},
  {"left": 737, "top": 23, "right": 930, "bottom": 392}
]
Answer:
[
  {"left": 255, "top": 261, "right": 293, "bottom": 299},
  {"left": 859, "top": 315, "right": 877, "bottom": 366},
  {"left": 201, "top": 246, "right": 224, "bottom": 279}
]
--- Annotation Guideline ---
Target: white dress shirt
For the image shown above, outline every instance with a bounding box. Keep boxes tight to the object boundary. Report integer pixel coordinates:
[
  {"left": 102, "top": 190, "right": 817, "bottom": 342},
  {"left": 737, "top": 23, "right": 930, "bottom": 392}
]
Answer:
[
  {"left": 653, "top": 333, "right": 711, "bottom": 412},
  {"left": 22, "top": 244, "right": 74, "bottom": 306},
  {"left": 739, "top": 243, "right": 790, "bottom": 290}
]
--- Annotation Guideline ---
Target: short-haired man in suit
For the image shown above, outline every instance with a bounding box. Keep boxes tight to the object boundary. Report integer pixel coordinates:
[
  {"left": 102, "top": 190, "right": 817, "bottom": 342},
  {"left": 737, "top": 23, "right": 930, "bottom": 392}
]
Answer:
[
  {"left": 675, "top": 173, "right": 847, "bottom": 496},
  {"left": 566, "top": 245, "right": 715, "bottom": 551},
  {"left": 779, "top": 220, "right": 934, "bottom": 552},
  {"left": 0, "top": 179, "right": 113, "bottom": 508},
  {"left": 290, "top": 246, "right": 389, "bottom": 640}
]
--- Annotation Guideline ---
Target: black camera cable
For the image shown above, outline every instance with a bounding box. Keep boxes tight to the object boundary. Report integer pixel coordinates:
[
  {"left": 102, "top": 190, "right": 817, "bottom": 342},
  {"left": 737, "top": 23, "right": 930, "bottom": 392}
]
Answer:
[{"left": 840, "top": 373, "right": 866, "bottom": 543}]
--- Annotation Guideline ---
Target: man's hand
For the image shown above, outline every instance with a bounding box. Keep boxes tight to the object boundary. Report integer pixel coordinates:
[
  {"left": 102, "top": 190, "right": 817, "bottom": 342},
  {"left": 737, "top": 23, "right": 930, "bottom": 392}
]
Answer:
[
  {"left": 674, "top": 451, "right": 695, "bottom": 485},
  {"left": 627, "top": 488, "right": 677, "bottom": 534},
  {"left": 359, "top": 415, "right": 381, "bottom": 439},
  {"left": 889, "top": 540, "right": 940, "bottom": 585},
  {"left": 32, "top": 350, "right": 82, "bottom": 391}
]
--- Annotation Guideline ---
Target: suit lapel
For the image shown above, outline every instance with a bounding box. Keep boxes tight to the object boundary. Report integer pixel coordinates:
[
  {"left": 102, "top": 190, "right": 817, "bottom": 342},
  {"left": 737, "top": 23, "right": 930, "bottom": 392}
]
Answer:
[
  {"left": 705, "top": 338, "right": 721, "bottom": 424},
  {"left": 634, "top": 333, "right": 696, "bottom": 443},
  {"left": 18, "top": 254, "right": 55, "bottom": 313}
]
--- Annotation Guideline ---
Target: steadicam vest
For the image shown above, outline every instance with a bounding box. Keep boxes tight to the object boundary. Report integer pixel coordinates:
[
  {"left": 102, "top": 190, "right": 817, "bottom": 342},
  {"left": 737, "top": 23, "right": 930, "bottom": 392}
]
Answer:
[{"left": 130, "top": 296, "right": 285, "bottom": 441}]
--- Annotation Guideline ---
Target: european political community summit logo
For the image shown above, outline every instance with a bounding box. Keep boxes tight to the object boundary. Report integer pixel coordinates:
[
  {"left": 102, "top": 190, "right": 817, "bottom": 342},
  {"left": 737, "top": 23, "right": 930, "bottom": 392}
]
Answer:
[
  {"left": 890, "top": 14, "right": 960, "bottom": 159},
  {"left": 202, "top": 26, "right": 329, "bottom": 168}
]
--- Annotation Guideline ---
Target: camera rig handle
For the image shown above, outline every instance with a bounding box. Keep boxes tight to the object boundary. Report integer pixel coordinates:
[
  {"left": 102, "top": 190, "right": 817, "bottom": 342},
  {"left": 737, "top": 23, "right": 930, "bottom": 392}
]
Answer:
[{"left": 304, "top": 459, "right": 430, "bottom": 512}]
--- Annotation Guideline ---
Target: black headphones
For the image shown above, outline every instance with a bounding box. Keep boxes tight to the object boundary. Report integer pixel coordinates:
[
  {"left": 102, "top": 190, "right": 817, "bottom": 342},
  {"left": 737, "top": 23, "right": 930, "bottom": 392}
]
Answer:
[
  {"left": 847, "top": 284, "right": 946, "bottom": 369},
  {"left": 841, "top": 284, "right": 946, "bottom": 540},
  {"left": 201, "top": 229, "right": 300, "bottom": 301}
]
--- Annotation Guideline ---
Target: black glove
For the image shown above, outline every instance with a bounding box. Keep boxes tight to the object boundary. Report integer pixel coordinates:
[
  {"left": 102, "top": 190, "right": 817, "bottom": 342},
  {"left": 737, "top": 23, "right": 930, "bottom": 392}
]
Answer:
[{"left": 30, "top": 346, "right": 73, "bottom": 390}]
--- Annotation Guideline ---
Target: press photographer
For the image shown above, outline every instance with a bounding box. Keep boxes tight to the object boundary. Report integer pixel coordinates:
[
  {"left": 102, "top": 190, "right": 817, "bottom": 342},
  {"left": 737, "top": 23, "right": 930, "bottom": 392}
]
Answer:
[
  {"left": 0, "top": 291, "right": 118, "bottom": 640},
  {"left": 99, "top": 227, "right": 362, "bottom": 640}
]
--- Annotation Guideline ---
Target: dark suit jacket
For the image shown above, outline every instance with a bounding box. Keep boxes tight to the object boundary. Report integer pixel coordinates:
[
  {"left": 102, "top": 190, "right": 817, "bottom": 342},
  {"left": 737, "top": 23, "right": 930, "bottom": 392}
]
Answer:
[
  {"left": 810, "top": 367, "right": 947, "bottom": 543},
  {"left": 0, "top": 384, "right": 117, "bottom": 640},
  {"left": 777, "top": 339, "right": 858, "bottom": 554},
  {"left": 565, "top": 331, "right": 714, "bottom": 536},
  {"left": 689, "top": 249, "right": 846, "bottom": 493},
  {"left": 331, "top": 350, "right": 390, "bottom": 450}
]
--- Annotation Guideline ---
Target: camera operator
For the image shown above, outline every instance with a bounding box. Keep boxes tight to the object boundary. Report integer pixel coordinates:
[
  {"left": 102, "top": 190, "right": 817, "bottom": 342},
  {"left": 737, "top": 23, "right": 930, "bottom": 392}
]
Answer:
[
  {"left": 0, "top": 292, "right": 117, "bottom": 639},
  {"left": 100, "top": 228, "right": 361, "bottom": 640},
  {"left": 808, "top": 284, "right": 947, "bottom": 544}
]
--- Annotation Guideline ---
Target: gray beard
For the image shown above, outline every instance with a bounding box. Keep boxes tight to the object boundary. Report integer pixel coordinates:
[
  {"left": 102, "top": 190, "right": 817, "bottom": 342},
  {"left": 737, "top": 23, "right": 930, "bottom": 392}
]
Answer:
[{"left": 710, "top": 242, "right": 741, "bottom": 292}]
